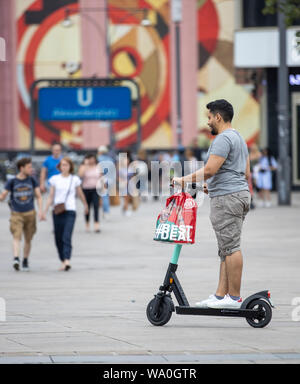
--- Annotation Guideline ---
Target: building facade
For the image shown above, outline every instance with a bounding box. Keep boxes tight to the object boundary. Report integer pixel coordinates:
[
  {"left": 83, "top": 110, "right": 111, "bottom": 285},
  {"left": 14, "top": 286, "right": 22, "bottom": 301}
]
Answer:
[
  {"left": 234, "top": 0, "right": 300, "bottom": 188},
  {"left": 1, "top": 0, "right": 262, "bottom": 153}
]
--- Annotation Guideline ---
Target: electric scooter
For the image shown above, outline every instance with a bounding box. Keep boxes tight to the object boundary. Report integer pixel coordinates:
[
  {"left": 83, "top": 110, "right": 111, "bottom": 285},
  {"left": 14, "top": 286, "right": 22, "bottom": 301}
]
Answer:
[{"left": 146, "top": 184, "right": 274, "bottom": 328}]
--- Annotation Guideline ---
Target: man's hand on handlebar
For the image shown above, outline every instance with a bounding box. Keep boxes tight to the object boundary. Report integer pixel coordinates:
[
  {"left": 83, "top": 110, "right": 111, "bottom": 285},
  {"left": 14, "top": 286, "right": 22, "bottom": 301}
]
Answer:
[
  {"left": 171, "top": 178, "right": 209, "bottom": 195},
  {"left": 171, "top": 177, "right": 184, "bottom": 187}
]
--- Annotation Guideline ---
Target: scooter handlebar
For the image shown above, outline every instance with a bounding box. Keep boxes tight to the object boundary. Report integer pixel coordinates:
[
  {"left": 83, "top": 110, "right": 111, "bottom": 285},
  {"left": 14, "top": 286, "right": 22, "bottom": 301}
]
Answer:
[{"left": 170, "top": 182, "right": 204, "bottom": 193}]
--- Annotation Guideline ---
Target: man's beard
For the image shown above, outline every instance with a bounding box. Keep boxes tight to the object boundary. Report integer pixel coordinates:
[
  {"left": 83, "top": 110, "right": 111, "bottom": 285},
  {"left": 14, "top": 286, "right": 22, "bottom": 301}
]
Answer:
[{"left": 210, "top": 125, "right": 218, "bottom": 136}]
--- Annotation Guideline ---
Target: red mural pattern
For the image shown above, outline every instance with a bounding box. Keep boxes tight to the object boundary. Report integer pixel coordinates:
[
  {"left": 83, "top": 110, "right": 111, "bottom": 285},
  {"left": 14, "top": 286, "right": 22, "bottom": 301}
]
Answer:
[{"left": 17, "top": 0, "right": 171, "bottom": 149}]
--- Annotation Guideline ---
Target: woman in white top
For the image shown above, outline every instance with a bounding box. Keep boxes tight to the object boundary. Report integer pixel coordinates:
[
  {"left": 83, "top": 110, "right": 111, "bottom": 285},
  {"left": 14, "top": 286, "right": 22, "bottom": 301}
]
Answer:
[{"left": 43, "top": 157, "right": 88, "bottom": 271}]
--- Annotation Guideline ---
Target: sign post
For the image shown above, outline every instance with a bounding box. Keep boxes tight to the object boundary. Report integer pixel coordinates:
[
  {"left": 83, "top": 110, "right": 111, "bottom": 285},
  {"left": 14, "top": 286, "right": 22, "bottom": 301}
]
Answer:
[
  {"left": 38, "top": 87, "right": 132, "bottom": 121},
  {"left": 277, "top": 9, "right": 291, "bottom": 205},
  {"left": 29, "top": 78, "right": 141, "bottom": 154},
  {"left": 171, "top": 0, "right": 182, "bottom": 148}
]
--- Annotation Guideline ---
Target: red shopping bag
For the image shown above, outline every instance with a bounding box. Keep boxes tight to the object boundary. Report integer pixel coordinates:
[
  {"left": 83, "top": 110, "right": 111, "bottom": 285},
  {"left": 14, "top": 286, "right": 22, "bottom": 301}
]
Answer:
[{"left": 153, "top": 192, "right": 197, "bottom": 244}]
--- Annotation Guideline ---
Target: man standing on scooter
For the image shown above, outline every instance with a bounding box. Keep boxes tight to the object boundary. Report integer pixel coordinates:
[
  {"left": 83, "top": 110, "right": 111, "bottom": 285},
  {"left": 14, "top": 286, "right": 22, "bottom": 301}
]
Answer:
[{"left": 172, "top": 99, "right": 251, "bottom": 309}]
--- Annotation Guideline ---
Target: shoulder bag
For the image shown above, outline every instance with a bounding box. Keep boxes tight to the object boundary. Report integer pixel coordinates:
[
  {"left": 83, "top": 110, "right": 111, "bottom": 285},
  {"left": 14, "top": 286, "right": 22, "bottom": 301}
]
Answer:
[{"left": 53, "top": 176, "right": 73, "bottom": 215}]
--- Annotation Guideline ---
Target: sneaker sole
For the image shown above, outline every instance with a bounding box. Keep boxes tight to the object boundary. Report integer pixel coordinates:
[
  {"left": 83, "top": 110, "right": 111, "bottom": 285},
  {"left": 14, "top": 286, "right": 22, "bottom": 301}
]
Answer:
[
  {"left": 195, "top": 296, "right": 217, "bottom": 308},
  {"left": 13, "top": 263, "right": 20, "bottom": 271}
]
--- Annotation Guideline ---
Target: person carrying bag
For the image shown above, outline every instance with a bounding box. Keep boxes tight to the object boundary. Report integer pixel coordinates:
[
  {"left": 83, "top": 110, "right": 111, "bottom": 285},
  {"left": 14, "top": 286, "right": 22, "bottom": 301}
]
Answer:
[
  {"left": 43, "top": 157, "right": 88, "bottom": 271},
  {"left": 53, "top": 176, "right": 73, "bottom": 215}
]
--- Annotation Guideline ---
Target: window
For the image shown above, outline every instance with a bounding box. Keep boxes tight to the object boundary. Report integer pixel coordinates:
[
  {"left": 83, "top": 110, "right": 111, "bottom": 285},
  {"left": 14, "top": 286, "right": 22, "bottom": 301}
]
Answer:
[{"left": 243, "top": 0, "right": 277, "bottom": 27}]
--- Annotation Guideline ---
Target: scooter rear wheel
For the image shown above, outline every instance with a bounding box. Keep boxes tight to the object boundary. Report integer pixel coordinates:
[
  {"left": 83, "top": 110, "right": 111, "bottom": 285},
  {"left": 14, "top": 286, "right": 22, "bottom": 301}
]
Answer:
[
  {"left": 246, "top": 299, "right": 272, "bottom": 328},
  {"left": 146, "top": 296, "right": 173, "bottom": 326}
]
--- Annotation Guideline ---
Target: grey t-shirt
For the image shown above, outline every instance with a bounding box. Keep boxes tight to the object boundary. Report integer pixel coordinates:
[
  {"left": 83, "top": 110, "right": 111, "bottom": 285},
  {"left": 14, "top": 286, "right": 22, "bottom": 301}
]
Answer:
[{"left": 206, "top": 129, "right": 249, "bottom": 197}]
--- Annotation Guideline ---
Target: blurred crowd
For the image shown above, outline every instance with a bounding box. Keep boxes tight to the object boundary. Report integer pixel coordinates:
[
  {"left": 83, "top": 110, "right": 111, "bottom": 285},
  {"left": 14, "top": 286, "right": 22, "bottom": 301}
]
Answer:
[
  {"left": 0, "top": 142, "right": 207, "bottom": 272},
  {"left": 0, "top": 140, "right": 278, "bottom": 272}
]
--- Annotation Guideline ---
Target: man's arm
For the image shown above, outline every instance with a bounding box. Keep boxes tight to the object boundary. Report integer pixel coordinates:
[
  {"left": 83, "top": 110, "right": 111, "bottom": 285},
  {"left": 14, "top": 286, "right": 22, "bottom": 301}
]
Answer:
[
  {"left": 174, "top": 154, "right": 226, "bottom": 185},
  {"left": 34, "top": 187, "right": 43, "bottom": 220},
  {"left": 0, "top": 189, "right": 9, "bottom": 201},
  {"left": 245, "top": 156, "right": 250, "bottom": 181}
]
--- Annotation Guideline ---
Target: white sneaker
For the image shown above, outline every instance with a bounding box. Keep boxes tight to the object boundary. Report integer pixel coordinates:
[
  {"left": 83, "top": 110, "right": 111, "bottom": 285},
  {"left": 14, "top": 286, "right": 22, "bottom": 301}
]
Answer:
[
  {"left": 195, "top": 294, "right": 220, "bottom": 308},
  {"left": 207, "top": 294, "right": 242, "bottom": 309}
]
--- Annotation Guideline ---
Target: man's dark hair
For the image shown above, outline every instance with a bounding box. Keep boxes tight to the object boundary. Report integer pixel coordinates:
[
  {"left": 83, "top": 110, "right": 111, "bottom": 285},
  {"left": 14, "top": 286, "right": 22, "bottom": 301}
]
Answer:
[
  {"left": 51, "top": 141, "right": 62, "bottom": 148},
  {"left": 17, "top": 157, "right": 32, "bottom": 171},
  {"left": 206, "top": 99, "right": 234, "bottom": 123}
]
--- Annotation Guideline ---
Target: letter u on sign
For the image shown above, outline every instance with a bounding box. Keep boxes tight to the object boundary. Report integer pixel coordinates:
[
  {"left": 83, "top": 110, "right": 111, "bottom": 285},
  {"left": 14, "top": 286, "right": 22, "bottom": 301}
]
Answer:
[{"left": 77, "top": 88, "right": 93, "bottom": 107}]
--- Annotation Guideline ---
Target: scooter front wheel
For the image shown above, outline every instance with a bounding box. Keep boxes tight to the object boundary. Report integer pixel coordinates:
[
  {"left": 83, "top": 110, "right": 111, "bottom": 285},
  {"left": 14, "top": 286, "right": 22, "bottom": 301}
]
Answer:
[
  {"left": 146, "top": 296, "right": 173, "bottom": 326},
  {"left": 246, "top": 299, "right": 272, "bottom": 328}
]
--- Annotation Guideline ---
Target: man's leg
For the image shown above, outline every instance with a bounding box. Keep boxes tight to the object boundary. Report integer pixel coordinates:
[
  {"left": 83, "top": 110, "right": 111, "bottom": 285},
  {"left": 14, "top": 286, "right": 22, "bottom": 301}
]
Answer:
[
  {"left": 12, "top": 238, "right": 21, "bottom": 270},
  {"left": 225, "top": 250, "right": 243, "bottom": 297},
  {"left": 23, "top": 211, "right": 36, "bottom": 262},
  {"left": 215, "top": 260, "right": 228, "bottom": 297},
  {"left": 12, "top": 238, "right": 21, "bottom": 258},
  {"left": 22, "top": 240, "right": 31, "bottom": 270},
  {"left": 10, "top": 213, "right": 23, "bottom": 271},
  {"left": 23, "top": 241, "right": 31, "bottom": 260}
]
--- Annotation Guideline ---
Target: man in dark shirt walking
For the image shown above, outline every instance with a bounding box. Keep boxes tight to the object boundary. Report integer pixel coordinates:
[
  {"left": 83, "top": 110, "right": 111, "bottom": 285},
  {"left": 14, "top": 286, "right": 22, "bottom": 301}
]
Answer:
[{"left": 0, "top": 158, "right": 43, "bottom": 271}]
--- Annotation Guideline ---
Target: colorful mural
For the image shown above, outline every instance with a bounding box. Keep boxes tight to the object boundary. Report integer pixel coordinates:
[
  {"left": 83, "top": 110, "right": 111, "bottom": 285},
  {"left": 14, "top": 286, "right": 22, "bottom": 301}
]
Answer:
[
  {"left": 16, "top": 0, "right": 260, "bottom": 150},
  {"left": 108, "top": 0, "right": 171, "bottom": 149},
  {"left": 197, "top": 0, "right": 261, "bottom": 148},
  {"left": 16, "top": 0, "right": 171, "bottom": 149}
]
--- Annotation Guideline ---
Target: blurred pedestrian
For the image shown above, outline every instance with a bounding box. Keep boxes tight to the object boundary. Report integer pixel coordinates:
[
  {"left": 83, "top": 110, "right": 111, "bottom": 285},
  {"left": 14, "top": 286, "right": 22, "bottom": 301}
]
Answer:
[
  {"left": 0, "top": 157, "right": 43, "bottom": 271},
  {"left": 40, "top": 142, "right": 63, "bottom": 193},
  {"left": 118, "top": 152, "right": 138, "bottom": 216},
  {"left": 78, "top": 154, "right": 101, "bottom": 233},
  {"left": 135, "top": 149, "right": 149, "bottom": 201},
  {"left": 184, "top": 148, "right": 199, "bottom": 175},
  {"left": 249, "top": 143, "right": 261, "bottom": 191},
  {"left": 190, "top": 137, "right": 203, "bottom": 161},
  {"left": 255, "top": 148, "right": 277, "bottom": 207},
  {"left": 43, "top": 157, "right": 88, "bottom": 271},
  {"left": 97, "top": 145, "right": 115, "bottom": 219},
  {"left": 248, "top": 144, "right": 262, "bottom": 209}
]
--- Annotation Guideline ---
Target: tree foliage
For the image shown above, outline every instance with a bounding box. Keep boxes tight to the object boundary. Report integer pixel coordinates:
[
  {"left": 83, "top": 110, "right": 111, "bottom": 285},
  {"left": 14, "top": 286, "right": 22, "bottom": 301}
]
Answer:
[{"left": 263, "top": 0, "right": 300, "bottom": 25}]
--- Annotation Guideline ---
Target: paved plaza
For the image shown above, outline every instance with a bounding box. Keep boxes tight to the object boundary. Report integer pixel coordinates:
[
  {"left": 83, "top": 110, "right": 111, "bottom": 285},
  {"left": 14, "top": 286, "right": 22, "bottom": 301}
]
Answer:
[{"left": 0, "top": 192, "right": 300, "bottom": 364}]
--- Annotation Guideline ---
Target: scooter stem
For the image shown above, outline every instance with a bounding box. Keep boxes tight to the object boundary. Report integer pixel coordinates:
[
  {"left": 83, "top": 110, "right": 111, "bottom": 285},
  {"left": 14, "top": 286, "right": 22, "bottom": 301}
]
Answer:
[{"left": 170, "top": 244, "right": 183, "bottom": 265}]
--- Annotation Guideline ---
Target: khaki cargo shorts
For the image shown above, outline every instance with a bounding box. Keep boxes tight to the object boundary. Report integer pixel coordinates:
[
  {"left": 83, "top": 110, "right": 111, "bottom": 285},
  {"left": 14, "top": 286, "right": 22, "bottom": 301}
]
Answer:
[
  {"left": 209, "top": 190, "right": 251, "bottom": 261},
  {"left": 10, "top": 210, "right": 37, "bottom": 242}
]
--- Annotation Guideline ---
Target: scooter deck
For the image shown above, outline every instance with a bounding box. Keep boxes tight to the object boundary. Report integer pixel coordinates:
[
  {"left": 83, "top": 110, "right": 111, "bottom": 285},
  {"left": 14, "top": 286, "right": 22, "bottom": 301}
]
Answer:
[{"left": 175, "top": 306, "right": 261, "bottom": 319}]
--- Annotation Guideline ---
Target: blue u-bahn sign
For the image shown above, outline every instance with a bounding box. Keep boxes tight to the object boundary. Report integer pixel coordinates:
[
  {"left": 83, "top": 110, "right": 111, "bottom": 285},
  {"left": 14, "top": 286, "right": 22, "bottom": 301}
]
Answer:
[{"left": 38, "top": 86, "right": 132, "bottom": 121}]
